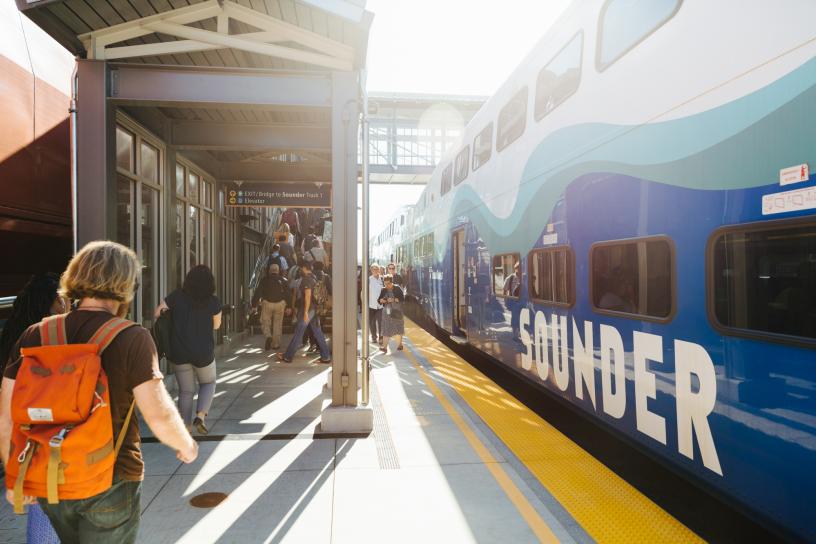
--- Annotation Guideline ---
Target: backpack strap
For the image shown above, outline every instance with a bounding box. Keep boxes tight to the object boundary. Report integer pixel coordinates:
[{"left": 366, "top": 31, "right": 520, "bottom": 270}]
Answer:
[
  {"left": 114, "top": 399, "right": 136, "bottom": 459},
  {"left": 39, "top": 314, "right": 67, "bottom": 346},
  {"left": 89, "top": 317, "right": 136, "bottom": 354}
]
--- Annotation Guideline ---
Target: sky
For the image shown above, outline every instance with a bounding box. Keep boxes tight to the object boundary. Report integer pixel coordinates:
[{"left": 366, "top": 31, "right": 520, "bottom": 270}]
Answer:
[{"left": 361, "top": 0, "right": 571, "bottom": 242}]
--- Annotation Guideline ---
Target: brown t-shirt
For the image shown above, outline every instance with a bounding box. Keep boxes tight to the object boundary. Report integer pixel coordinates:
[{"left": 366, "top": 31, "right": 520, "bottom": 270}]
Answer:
[{"left": 3, "top": 310, "right": 163, "bottom": 481}]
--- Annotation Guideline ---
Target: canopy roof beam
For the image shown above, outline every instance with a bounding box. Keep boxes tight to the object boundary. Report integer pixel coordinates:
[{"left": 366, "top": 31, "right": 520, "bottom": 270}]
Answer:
[
  {"left": 170, "top": 120, "right": 331, "bottom": 152},
  {"left": 79, "top": 0, "right": 354, "bottom": 71}
]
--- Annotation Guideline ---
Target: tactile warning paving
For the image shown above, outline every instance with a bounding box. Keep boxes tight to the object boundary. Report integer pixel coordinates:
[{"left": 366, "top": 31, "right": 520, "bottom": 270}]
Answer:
[
  {"left": 372, "top": 379, "right": 400, "bottom": 470},
  {"left": 405, "top": 320, "right": 703, "bottom": 544}
]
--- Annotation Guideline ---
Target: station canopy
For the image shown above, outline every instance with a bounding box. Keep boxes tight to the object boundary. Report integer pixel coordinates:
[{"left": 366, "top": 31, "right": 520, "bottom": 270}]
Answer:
[{"left": 17, "top": 0, "right": 373, "bottom": 185}]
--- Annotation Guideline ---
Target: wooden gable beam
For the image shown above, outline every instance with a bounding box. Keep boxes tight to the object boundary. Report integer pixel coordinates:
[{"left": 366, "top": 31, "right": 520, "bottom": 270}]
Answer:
[{"left": 144, "top": 21, "right": 353, "bottom": 71}]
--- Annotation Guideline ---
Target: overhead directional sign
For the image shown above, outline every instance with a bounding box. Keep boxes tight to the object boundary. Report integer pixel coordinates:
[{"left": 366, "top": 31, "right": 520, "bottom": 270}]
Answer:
[{"left": 225, "top": 182, "right": 331, "bottom": 208}]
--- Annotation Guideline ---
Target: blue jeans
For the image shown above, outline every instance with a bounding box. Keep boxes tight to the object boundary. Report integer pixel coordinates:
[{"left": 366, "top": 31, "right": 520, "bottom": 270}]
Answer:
[
  {"left": 39, "top": 477, "right": 141, "bottom": 544},
  {"left": 284, "top": 311, "right": 330, "bottom": 360}
]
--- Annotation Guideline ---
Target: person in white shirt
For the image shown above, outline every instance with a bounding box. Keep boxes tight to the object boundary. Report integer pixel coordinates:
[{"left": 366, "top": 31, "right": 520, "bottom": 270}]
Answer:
[{"left": 367, "top": 264, "right": 384, "bottom": 345}]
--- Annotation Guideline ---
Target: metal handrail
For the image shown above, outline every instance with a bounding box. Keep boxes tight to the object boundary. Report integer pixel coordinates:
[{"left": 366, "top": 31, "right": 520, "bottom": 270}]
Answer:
[{"left": 0, "top": 296, "right": 16, "bottom": 310}]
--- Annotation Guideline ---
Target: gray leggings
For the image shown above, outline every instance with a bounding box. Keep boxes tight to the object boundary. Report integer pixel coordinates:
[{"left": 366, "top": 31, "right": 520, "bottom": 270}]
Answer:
[{"left": 172, "top": 361, "right": 216, "bottom": 425}]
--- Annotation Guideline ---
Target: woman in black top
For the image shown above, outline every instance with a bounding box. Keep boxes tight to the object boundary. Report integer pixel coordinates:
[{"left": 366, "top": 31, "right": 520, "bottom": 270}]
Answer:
[{"left": 155, "top": 265, "right": 222, "bottom": 435}]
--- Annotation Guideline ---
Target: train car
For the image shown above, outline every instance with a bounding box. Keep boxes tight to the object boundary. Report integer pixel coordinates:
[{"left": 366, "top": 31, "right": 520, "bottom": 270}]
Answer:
[
  {"left": 371, "top": 1, "right": 816, "bottom": 540},
  {"left": 0, "top": 0, "right": 73, "bottom": 306}
]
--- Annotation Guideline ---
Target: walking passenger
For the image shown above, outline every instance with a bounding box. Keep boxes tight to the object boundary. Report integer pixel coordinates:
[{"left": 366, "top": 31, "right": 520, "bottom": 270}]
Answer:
[
  {"left": 0, "top": 273, "right": 64, "bottom": 543},
  {"left": 0, "top": 241, "right": 198, "bottom": 544},
  {"left": 305, "top": 261, "right": 332, "bottom": 353},
  {"left": 386, "top": 263, "right": 404, "bottom": 288},
  {"left": 280, "top": 208, "right": 301, "bottom": 247},
  {"left": 378, "top": 274, "right": 405, "bottom": 354},
  {"left": 267, "top": 243, "right": 289, "bottom": 274},
  {"left": 278, "top": 261, "right": 331, "bottom": 364},
  {"left": 155, "top": 265, "right": 222, "bottom": 435},
  {"left": 277, "top": 236, "right": 296, "bottom": 268},
  {"left": 367, "top": 264, "right": 384, "bottom": 345},
  {"left": 253, "top": 264, "right": 291, "bottom": 351},
  {"left": 384, "top": 264, "right": 405, "bottom": 350}
]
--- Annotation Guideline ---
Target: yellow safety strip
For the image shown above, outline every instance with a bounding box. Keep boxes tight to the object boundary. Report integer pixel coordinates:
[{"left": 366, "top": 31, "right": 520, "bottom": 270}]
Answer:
[
  {"left": 404, "top": 320, "right": 703, "bottom": 544},
  {"left": 402, "top": 342, "right": 560, "bottom": 543}
]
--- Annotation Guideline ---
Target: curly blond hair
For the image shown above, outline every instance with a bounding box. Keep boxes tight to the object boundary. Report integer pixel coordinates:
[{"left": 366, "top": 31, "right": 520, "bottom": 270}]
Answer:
[{"left": 60, "top": 241, "right": 141, "bottom": 303}]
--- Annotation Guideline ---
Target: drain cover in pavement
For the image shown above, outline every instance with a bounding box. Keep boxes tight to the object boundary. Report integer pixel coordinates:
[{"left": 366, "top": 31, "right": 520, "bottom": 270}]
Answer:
[{"left": 190, "top": 492, "right": 228, "bottom": 508}]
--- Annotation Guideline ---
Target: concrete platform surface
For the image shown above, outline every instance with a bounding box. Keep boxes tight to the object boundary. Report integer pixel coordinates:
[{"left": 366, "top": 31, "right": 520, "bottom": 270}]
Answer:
[{"left": 1, "top": 330, "right": 584, "bottom": 543}]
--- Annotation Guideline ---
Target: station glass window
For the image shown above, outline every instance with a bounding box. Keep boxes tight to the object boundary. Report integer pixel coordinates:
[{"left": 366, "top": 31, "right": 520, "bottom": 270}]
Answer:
[
  {"left": 591, "top": 237, "right": 673, "bottom": 320},
  {"left": 115, "top": 117, "right": 163, "bottom": 327},
  {"left": 454, "top": 146, "right": 470, "bottom": 186},
  {"left": 175, "top": 164, "right": 185, "bottom": 197},
  {"left": 116, "top": 127, "right": 134, "bottom": 173},
  {"left": 497, "top": 88, "right": 528, "bottom": 152},
  {"left": 597, "top": 0, "right": 682, "bottom": 71},
  {"left": 472, "top": 123, "right": 493, "bottom": 171},
  {"left": 493, "top": 253, "right": 521, "bottom": 298},
  {"left": 528, "top": 247, "right": 574, "bottom": 305},
  {"left": 710, "top": 221, "right": 816, "bottom": 343},
  {"left": 535, "top": 32, "right": 583, "bottom": 121},
  {"left": 188, "top": 172, "right": 200, "bottom": 203},
  {"left": 176, "top": 159, "right": 214, "bottom": 282},
  {"left": 441, "top": 164, "right": 453, "bottom": 196}
]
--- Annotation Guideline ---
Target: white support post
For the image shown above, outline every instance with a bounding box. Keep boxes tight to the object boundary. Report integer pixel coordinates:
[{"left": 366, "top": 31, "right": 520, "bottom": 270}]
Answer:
[{"left": 321, "top": 70, "right": 372, "bottom": 434}]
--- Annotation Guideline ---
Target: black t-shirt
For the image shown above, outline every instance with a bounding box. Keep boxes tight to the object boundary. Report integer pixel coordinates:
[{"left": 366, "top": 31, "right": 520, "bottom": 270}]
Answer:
[{"left": 165, "top": 290, "right": 221, "bottom": 366}]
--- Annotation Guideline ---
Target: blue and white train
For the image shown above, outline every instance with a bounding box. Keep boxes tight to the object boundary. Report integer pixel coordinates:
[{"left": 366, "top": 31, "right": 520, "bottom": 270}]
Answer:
[{"left": 371, "top": 1, "right": 816, "bottom": 540}]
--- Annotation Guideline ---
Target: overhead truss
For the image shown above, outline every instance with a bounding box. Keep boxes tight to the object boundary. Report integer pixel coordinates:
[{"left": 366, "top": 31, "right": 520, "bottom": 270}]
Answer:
[{"left": 78, "top": 0, "right": 355, "bottom": 71}]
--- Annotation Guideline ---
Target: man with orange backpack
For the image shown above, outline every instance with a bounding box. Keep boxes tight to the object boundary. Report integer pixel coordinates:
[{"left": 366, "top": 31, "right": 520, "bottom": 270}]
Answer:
[{"left": 0, "top": 241, "right": 198, "bottom": 543}]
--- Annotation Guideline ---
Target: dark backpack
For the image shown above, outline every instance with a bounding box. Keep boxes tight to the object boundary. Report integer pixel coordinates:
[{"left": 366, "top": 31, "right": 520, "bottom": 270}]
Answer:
[
  {"left": 266, "top": 276, "right": 288, "bottom": 303},
  {"left": 152, "top": 309, "right": 172, "bottom": 360}
]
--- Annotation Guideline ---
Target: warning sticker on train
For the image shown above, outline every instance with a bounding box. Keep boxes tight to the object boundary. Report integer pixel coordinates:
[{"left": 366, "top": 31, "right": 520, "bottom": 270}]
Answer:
[{"left": 779, "top": 163, "right": 809, "bottom": 186}]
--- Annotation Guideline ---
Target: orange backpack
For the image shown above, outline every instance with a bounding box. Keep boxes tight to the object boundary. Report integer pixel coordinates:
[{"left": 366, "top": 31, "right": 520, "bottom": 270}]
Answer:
[{"left": 5, "top": 314, "right": 136, "bottom": 514}]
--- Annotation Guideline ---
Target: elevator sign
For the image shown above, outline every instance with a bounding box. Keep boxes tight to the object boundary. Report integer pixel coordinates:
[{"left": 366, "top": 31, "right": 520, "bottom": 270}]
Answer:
[{"left": 225, "top": 182, "right": 331, "bottom": 208}]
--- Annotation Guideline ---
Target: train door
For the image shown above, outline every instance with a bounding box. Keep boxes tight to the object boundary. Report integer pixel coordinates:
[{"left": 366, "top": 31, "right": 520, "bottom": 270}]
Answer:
[{"left": 452, "top": 228, "right": 467, "bottom": 335}]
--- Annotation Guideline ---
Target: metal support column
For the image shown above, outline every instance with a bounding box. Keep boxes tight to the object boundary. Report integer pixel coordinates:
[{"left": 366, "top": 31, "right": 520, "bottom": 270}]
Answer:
[
  {"left": 360, "top": 71, "right": 370, "bottom": 405},
  {"left": 75, "top": 60, "right": 115, "bottom": 247},
  {"left": 321, "top": 70, "right": 373, "bottom": 433}
]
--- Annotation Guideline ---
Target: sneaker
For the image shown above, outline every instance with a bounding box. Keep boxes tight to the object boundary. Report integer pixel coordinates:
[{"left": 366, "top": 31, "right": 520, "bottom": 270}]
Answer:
[
  {"left": 380, "top": 347, "right": 388, "bottom": 354},
  {"left": 276, "top": 353, "right": 293, "bottom": 363},
  {"left": 307, "top": 344, "right": 320, "bottom": 353},
  {"left": 318, "top": 359, "right": 332, "bottom": 364},
  {"left": 264, "top": 337, "right": 273, "bottom": 351},
  {"left": 193, "top": 417, "right": 208, "bottom": 435}
]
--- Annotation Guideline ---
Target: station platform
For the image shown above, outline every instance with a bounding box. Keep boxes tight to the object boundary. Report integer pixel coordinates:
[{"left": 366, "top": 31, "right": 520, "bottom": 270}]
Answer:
[{"left": 1, "top": 320, "right": 703, "bottom": 543}]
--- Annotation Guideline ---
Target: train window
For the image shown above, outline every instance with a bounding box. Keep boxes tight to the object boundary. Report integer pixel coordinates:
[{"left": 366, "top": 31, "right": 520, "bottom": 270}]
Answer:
[
  {"left": 591, "top": 237, "right": 674, "bottom": 321},
  {"left": 472, "top": 123, "right": 493, "bottom": 171},
  {"left": 709, "top": 220, "right": 816, "bottom": 345},
  {"left": 497, "top": 88, "right": 528, "bottom": 152},
  {"left": 454, "top": 146, "right": 470, "bottom": 185},
  {"left": 597, "top": 0, "right": 682, "bottom": 71},
  {"left": 116, "top": 127, "right": 135, "bottom": 173},
  {"left": 535, "top": 31, "right": 583, "bottom": 121},
  {"left": 493, "top": 253, "right": 521, "bottom": 298},
  {"left": 441, "top": 164, "right": 453, "bottom": 196},
  {"left": 528, "top": 247, "right": 574, "bottom": 306}
]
